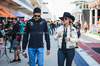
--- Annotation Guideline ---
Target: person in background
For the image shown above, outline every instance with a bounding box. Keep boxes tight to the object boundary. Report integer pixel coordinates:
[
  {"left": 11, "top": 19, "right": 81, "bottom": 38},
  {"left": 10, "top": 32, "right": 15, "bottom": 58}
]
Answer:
[
  {"left": 77, "top": 20, "right": 81, "bottom": 37},
  {"left": 19, "top": 20, "right": 24, "bottom": 36},
  {"left": 50, "top": 21, "right": 55, "bottom": 35},
  {"left": 54, "top": 12, "right": 78, "bottom": 66},
  {"left": 2, "top": 19, "right": 6, "bottom": 31},
  {"left": 78, "top": 20, "right": 81, "bottom": 30},
  {"left": 83, "top": 21, "right": 88, "bottom": 33},
  {"left": 58, "top": 20, "right": 62, "bottom": 27},
  {"left": 55, "top": 21, "right": 58, "bottom": 30},
  {"left": 18, "top": 20, "right": 24, "bottom": 54},
  {"left": 54, "top": 21, "right": 56, "bottom": 31},
  {"left": 10, "top": 18, "right": 21, "bottom": 63},
  {"left": 47, "top": 21, "right": 51, "bottom": 35},
  {"left": 71, "top": 16, "right": 80, "bottom": 48},
  {"left": 6, "top": 18, "right": 12, "bottom": 28},
  {"left": 57, "top": 21, "right": 59, "bottom": 27},
  {"left": 75, "top": 22, "right": 81, "bottom": 48}
]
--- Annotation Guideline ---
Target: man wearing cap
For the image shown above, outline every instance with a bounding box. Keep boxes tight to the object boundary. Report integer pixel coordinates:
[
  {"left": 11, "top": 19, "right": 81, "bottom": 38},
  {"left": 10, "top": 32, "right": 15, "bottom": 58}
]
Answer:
[{"left": 22, "top": 7, "right": 50, "bottom": 66}]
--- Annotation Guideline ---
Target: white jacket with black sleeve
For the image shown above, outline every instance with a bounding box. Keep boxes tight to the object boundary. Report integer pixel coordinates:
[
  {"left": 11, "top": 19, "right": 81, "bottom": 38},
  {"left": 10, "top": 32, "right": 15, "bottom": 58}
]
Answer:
[{"left": 54, "top": 25, "right": 78, "bottom": 49}]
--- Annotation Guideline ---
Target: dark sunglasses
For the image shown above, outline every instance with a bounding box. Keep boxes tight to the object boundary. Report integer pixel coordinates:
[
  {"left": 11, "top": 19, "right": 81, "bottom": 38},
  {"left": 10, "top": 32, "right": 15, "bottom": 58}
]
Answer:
[
  {"left": 62, "top": 18, "right": 67, "bottom": 21},
  {"left": 12, "top": 21, "right": 16, "bottom": 22},
  {"left": 34, "top": 15, "right": 40, "bottom": 17}
]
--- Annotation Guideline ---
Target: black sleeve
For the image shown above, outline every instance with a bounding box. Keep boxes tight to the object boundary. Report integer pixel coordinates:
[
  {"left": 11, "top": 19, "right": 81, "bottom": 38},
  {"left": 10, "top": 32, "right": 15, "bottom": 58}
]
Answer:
[
  {"left": 0, "top": 31, "right": 3, "bottom": 38},
  {"left": 79, "top": 23, "right": 81, "bottom": 29},
  {"left": 44, "top": 21, "right": 50, "bottom": 50},
  {"left": 22, "top": 22, "right": 29, "bottom": 50},
  {"left": 12, "top": 24, "right": 20, "bottom": 35}
]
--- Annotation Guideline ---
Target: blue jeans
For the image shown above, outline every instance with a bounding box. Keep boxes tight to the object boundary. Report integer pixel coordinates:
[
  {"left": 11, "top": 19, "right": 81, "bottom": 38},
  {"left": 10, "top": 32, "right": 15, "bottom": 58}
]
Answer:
[
  {"left": 58, "top": 48, "right": 75, "bottom": 66},
  {"left": 28, "top": 48, "right": 44, "bottom": 66}
]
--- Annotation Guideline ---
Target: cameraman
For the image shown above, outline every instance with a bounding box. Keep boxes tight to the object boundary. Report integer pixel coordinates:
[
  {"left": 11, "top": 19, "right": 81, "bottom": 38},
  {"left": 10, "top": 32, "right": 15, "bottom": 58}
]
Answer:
[{"left": 2, "top": 18, "right": 13, "bottom": 53}]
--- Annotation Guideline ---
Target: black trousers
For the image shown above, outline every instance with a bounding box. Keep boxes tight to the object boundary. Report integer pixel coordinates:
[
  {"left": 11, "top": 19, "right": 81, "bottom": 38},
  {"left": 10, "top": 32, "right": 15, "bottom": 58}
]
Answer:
[
  {"left": 58, "top": 48, "right": 75, "bottom": 66},
  {"left": 85, "top": 28, "right": 87, "bottom": 32},
  {"left": 51, "top": 28, "right": 54, "bottom": 35}
]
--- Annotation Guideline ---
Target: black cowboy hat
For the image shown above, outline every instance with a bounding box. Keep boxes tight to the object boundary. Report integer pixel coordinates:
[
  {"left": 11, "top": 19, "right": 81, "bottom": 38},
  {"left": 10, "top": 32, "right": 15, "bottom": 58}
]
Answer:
[
  {"left": 59, "top": 12, "right": 75, "bottom": 22},
  {"left": 71, "top": 15, "right": 75, "bottom": 22}
]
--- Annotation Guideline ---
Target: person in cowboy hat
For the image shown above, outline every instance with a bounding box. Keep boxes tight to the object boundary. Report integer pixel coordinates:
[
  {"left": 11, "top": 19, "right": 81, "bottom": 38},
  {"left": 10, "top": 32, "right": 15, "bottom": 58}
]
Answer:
[{"left": 54, "top": 12, "right": 78, "bottom": 66}]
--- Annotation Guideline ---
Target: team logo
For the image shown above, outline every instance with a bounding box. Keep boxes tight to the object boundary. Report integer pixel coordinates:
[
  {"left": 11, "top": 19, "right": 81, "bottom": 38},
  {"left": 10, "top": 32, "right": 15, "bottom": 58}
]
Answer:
[
  {"left": 39, "top": 21, "right": 44, "bottom": 25},
  {"left": 30, "top": 22, "right": 33, "bottom": 26}
]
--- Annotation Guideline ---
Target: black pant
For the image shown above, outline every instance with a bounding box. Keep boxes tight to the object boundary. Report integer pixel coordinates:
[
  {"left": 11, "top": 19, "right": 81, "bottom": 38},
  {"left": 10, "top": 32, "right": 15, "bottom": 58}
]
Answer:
[
  {"left": 77, "top": 33, "right": 81, "bottom": 38},
  {"left": 85, "top": 28, "right": 87, "bottom": 32},
  {"left": 58, "top": 48, "right": 75, "bottom": 66},
  {"left": 51, "top": 28, "right": 54, "bottom": 35}
]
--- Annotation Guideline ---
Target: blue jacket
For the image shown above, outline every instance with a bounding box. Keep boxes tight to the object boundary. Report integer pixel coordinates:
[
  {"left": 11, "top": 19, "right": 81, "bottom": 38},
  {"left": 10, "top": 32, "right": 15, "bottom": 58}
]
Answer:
[{"left": 22, "top": 17, "right": 50, "bottom": 50}]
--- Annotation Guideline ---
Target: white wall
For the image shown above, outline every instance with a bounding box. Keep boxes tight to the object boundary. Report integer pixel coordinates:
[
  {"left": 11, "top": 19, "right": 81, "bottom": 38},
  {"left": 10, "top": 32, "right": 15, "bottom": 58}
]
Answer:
[
  {"left": 41, "top": 4, "right": 52, "bottom": 20},
  {"left": 41, "top": 0, "right": 53, "bottom": 20}
]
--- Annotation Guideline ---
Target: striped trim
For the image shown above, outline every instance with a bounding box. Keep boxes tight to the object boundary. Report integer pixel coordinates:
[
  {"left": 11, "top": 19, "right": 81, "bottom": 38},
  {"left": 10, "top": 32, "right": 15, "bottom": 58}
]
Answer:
[{"left": 75, "top": 47, "right": 100, "bottom": 66}]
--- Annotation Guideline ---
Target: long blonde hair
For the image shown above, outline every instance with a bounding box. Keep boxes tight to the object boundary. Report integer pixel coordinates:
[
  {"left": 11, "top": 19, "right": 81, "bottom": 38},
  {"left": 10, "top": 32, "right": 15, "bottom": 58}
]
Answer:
[{"left": 69, "top": 18, "right": 72, "bottom": 37}]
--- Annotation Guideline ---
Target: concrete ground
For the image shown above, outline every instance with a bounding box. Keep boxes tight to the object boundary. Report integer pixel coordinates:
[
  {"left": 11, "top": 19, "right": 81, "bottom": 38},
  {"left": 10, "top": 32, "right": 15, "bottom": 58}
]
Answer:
[{"left": 0, "top": 35, "right": 76, "bottom": 66}]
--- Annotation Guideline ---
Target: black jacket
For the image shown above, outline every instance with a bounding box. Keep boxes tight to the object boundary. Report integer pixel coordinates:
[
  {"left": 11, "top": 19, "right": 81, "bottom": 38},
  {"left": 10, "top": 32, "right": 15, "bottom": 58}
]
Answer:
[
  {"left": 50, "top": 23, "right": 55, "bottom": 28},
  {"left": 22, "top": 17, "right": 50, "bottom": 50},
  {"left": 7, "top": 22, "right": 21, "bottom": 41},
  {"left": 12, "top": 23, "right": 20, "bottom": 39}
]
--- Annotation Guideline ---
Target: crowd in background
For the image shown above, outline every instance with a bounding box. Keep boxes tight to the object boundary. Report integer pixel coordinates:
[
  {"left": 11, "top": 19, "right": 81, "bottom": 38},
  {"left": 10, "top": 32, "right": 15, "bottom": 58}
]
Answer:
[
  {"left": 0, "top": 18, "right": 83, "bottom": 52},
  {"left": 0, "top": 17, "right": 27, "bottom": 62},
  {"left": 0, "top": 16, "right": 87, "bottom": 64}
]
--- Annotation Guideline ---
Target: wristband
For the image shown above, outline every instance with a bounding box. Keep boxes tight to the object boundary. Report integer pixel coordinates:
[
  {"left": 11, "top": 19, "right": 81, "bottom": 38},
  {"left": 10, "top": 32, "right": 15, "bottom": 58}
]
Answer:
[{"left": 23, "top": 50, "right": 25, "bottom": 52}]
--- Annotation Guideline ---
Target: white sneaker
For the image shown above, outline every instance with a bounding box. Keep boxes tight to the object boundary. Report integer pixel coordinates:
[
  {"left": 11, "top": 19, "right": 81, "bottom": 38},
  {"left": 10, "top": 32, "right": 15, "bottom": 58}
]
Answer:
[
  {"left": 2, "top": 46, "right": 8, "bottom": 49},
  {"left": 2, "top": 46, "right": 5, "bottom": 48}
]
